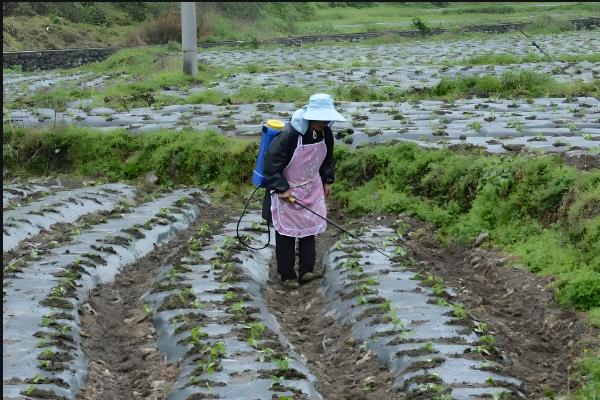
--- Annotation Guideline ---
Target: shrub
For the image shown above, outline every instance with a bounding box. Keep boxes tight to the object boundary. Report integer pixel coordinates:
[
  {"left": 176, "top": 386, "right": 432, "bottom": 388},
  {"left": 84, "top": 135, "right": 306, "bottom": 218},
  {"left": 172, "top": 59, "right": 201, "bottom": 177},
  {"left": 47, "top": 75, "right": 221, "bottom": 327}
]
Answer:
[{"left": 135, "top": 11, "right": 181, "bottom": 45}]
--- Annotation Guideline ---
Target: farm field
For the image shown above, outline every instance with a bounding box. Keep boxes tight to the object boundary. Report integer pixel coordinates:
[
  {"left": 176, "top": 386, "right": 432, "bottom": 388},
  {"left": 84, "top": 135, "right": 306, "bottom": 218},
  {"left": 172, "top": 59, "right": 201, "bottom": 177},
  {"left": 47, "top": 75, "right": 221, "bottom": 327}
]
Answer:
[{"left": 3, "top": 4, "right": 600, "bottom": 400}]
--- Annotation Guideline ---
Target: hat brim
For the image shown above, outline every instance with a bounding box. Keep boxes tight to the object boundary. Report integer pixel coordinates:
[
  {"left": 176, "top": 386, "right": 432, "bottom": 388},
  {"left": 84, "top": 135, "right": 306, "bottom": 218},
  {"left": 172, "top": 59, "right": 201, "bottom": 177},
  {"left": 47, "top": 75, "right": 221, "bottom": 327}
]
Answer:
[{"left": 303, "top": 108, "right": 346, "bottom": 122}]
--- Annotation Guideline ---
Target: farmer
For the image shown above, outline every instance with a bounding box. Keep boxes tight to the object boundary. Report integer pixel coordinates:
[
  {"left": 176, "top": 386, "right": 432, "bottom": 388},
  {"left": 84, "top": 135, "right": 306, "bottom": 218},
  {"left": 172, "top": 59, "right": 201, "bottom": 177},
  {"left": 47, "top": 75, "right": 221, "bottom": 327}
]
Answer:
[{"left": 262, "top": 93, "right": 346, "bottom": 289}]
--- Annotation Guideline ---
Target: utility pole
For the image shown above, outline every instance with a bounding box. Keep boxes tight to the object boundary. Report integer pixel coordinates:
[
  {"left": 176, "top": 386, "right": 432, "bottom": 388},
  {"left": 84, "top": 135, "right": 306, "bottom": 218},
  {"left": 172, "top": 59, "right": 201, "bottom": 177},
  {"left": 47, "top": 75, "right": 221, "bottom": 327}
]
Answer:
[{"left": 181, "top": 2, "right": 197, "bottom": 77}]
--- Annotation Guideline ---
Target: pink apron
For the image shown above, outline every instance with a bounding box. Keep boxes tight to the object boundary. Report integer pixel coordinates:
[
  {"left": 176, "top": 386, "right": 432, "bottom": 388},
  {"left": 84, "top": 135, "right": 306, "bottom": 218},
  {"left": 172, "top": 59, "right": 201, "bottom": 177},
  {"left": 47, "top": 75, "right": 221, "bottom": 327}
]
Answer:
[{"left": 271, "top": 134, "right": 327, "bottom": 238}]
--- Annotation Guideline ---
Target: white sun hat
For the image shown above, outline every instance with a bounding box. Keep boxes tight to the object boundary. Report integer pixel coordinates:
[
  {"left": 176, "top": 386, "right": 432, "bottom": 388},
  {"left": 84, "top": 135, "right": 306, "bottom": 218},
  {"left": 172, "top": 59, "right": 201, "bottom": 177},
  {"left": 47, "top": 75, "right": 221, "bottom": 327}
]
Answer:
[{"left": 302, "top": 93, "right": 347, "bottom": 122}]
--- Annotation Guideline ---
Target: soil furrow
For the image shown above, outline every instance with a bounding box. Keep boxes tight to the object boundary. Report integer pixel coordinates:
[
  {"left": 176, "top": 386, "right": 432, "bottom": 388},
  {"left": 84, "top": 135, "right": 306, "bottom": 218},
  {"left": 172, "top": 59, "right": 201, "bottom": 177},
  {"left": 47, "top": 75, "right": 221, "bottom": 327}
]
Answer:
[
  {"left": 77, "top": 201, "right": 220, "bottom": 400},
  {"left": 263, "top": 210, "right": 404, "bottom": 400}
]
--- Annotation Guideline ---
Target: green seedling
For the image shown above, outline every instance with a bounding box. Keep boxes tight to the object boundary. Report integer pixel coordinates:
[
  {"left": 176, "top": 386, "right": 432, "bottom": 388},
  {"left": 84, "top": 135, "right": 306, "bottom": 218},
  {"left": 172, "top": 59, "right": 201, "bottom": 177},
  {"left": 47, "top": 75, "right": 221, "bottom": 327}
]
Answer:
[
  {"left": 423, "top": 342, "right": 434, "bottom": 352},
  {"left": 249, "top": 322, "right": 265, "bottom": 340},
  {"left": 222, "top": 236, "right": 238, "bottom": 250},
  {"left": 340, "top": 259, "right": 361, "bottom": 272},
  {"left": 38, "top": 360, "right": 52, "bottom": 369},
  {"left": 582, "top": 133, "right": 593, "bottom": 141},
  {"left": 492, "top": 391, "right": 510, "bottom": 400},
  {"left": 358, "top": 295, "right": 368, "bottom": 305},
  {"left": 188, "top": 239, "right": 203, "bottom": 252},
  {"left": 258, "top": 347, "right": 274, "bottom": 363},
  {"left": 394, "top": 246, "right": 407, "bottom": 257},
  {"left": 32, "top": 373, "right": 45, "bottom": 383},
  {"left": 190, "top": 326, "right": 209, "bottom": 345},
  {"left": 568, "top": 122, "right": 577, "bottom": 133},
  {"left": 223, "top": 290, "right": 237, "bottom": 302},
  {"left": 247, "top": 336, "right": 259, "bottom": 348},
  {"left": 36, "top": 337, "right": 51, "bottom": 347},
  {"left": 275, "top": 356, "right": 290, "bottom": 371},
  {"left": 23, "top": 386, "right": 36, "bottom": 396},
  {"left": 418, "top": 382, "right": 443, "bottom": 393},
  {"left": 468, "top": 121, "right": 482, "bottom": 132},
  {"left": 359, "top": 284, "right": 373, "bottom": 295},
  {"left": 270, "top": 375, "right": 285, "bottom": 386},
  {"left": 193, "top": 300, "right": 204, "bottom": 309},
  {"left": 278, "top": 396, "right": 293, "bottom": 400},
  {"left": 177, "top": 287, "right": 194, "bottom": 304},
  {"left": 197, "top": 360, "right": 217, "bottom": 374},
  {"left": 388, "top": 309, "right": 405, "bottom": 329},
  {"left": 365, "top": 277, "right": 378, "bottom": 286},
  {"left": 452, "top": 303, "right": 468, "bottom": 319},
  {"left": 474, "top": 322, "right": 488, "bottom": 334},
  {"left": 359, "top": 342, "right": 368, "bottom": 352},
  {"left": 50, "top": 286, "right": 67, "bottom": 298},
  {"left": 40, "top": 349, "right": 54, "bottom": 359},
  {"left": 380, "top": 299, "right": 392, "bottom": 312},
  {"left": 479, "top": 360, "right": 502, "bottom": 371},
  {"left": 210, "top": 341, "right": 227, "bottom": 358},
  {"left": 221, "top": 271, "right": 236, "bottom": 283},
  {"left": 29, "top": 250, "right": 42, "bottom": 260},
  {"left": 486, "top": 377, "right": 495, "bottom": 385},
  {"left": 59, "top": 324, "right": 71, "bottom": 336},
  {"left": 432, "top": 283, "right": 446, "bottom": 297},
  {"left": 480, "top": 335, "right": 496, "bottom": 345},
  {"left": 195, "top": 223, "right": 210, "bottom": 237},
  {"left": 473, "top": 345, "right": 493, "bottom": 356},
  {"left": 399, "top": 329, "right": 416, "bottom": 339},
  {"left": 41, "top": 317, "right": 54, "bottom": 327},
  {"left": 232, "top": 300, "right": 247, "bottom": 320},
  {"left": 5, "top": 258, "right": 26, "bottom": 272}
]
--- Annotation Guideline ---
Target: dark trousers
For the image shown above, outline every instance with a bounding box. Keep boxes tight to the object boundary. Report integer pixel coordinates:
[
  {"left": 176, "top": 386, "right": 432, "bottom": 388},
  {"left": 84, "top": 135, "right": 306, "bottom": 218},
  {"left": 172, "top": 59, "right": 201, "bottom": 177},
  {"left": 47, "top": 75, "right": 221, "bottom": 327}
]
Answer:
[{"left": 275, "top": 231, "right": 315, "bottom": 281}]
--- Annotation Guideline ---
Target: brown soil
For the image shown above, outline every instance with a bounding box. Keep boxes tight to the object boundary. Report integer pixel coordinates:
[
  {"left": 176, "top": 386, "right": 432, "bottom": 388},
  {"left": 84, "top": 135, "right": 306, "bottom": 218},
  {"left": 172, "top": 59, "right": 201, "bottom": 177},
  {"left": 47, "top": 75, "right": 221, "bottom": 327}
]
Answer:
[
  {"left": 349, "top": 212, "right": 599, "bottom": 398},
  {"left": 561, "top": 150, "right": 600, "bottom": 171},
  {"left": 76, "top": 197, "right": 229, "bottom": 400},
  {"left": 263, "top": 208, "right": 404, "bottom": 400}
]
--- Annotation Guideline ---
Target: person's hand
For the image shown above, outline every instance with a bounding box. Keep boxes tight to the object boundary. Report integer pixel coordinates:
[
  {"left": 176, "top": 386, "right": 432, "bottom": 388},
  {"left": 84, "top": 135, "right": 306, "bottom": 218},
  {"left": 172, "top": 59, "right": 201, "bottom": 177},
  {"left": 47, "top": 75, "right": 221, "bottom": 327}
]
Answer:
[
  {"left": 278, "top": 190, "right": 294, "bottom": 203},
  {"left": 323, "top": 184, "right": 332, "bottom": 199}
]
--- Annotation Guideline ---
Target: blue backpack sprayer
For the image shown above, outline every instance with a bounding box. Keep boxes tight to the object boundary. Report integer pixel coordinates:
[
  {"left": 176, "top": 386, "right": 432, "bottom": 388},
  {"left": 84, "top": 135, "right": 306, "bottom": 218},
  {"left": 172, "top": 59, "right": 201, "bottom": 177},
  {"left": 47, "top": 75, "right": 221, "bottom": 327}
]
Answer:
[
  {"left": 236, "top": 119, "right": 285, "bottom": 250},
  {"left": 236, "top": 120, "right": 393, "bottom": 260}
]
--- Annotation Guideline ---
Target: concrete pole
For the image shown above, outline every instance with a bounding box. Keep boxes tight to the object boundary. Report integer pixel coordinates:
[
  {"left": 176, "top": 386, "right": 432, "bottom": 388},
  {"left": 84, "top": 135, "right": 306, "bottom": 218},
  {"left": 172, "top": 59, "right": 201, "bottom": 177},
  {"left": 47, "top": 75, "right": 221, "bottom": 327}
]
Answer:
[{"left": 181, "top": 2, "right": 197, "bottom": 77}]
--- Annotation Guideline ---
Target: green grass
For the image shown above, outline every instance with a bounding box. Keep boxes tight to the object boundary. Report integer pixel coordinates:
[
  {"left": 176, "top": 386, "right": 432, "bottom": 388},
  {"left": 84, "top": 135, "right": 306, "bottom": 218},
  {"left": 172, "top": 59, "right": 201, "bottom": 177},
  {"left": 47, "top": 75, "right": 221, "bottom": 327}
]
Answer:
[
  {"left": 458, "top": 52, "right": 600, "bottom": 66},
  {"left": 2, "top": 125, "right": 256, "bottom": 187}
]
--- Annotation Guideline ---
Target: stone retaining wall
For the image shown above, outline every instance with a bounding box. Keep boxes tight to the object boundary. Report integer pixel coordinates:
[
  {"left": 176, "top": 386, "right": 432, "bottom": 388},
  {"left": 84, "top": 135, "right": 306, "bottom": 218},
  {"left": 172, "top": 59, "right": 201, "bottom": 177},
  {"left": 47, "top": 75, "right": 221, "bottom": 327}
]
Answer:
[
  {"left": 3, "top": 47, "right": 118, "bottom": 71},
  {"left": 4, "top": 16, "right": 598, "bottom": 71}
]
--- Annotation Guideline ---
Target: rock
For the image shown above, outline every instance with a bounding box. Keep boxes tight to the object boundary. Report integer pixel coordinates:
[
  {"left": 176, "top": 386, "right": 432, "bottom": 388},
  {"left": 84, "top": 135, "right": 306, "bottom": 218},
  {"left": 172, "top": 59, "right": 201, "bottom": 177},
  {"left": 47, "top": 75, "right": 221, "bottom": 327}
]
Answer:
[
  {"left": 144, "top": 171, "right": 159, "bottom": 184},
  {"left": 356, "top": 350, "right": 374, "bottom": 366},
  {"left": 495, "top": 257, "right": 508, "bottom": 266},
  {"left": 502, "top": 144, "right": 525, "bottom": 152},
  {"left": 345, "top": 336, "right": 357, "bottom": 347},
  {"left": 141, "top": 347, "right": 156, "bottom": 355},
  {"left": 474, "top": 232, "right": 489, "bottom": 246}
]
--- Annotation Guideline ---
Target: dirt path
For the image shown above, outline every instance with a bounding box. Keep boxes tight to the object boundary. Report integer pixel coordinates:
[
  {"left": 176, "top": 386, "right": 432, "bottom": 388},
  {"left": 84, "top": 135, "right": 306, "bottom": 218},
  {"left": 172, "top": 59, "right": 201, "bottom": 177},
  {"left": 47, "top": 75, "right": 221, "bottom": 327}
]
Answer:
[
  {"left": 263, "top": 210, "right": 404, "bottom": 400},
  {"left": 77, "top": 200, "right": 225, "bottom": 400}
]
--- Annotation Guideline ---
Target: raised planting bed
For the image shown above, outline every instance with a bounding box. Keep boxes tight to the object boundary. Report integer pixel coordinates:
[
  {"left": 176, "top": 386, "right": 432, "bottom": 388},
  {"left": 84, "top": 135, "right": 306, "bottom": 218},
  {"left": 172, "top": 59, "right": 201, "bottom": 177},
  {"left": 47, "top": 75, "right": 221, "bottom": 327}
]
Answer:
[
  {"left": 320, "top": 225, "right": 524, "bottom": 399},
  {"left": 3, "top": 183, "right": 136, "bottom": 253},
  {"left": 145, "top": 210, "right": 323, "bottom": 400},
  {"left": 3, "top": 189, "right": 208, "bottom": 400}
]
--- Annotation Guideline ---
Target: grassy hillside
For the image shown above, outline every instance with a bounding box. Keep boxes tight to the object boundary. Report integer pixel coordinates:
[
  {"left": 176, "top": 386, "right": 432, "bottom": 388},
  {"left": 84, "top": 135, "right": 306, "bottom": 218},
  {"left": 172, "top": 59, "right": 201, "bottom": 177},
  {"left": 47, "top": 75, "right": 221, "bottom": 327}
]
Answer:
[{"left": 3, "top": 2, "right": 598, "bottom": 51}]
